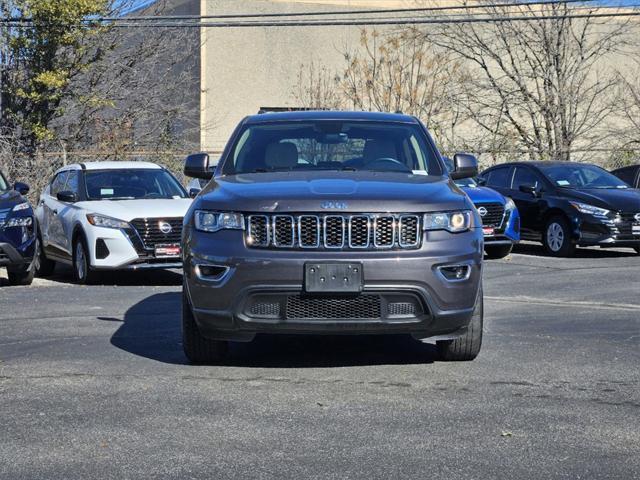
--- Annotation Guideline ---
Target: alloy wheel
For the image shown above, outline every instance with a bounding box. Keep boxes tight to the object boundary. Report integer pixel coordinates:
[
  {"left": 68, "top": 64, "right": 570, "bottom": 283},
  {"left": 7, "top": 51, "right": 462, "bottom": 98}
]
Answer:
[
  {"left": 546, "top": 222, "right": 564, "bottom": 252},
  {"left": 75, "top": 242, "right": 86, "bottom": 280}
]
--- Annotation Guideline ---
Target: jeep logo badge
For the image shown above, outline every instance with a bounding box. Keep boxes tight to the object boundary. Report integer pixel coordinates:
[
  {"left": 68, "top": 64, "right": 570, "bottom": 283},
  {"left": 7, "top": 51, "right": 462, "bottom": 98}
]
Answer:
[
  {"left": 321, "top": 201, "right": 347, "bottom": 210},
  {"left": 477, "top": 206, "right": 488, "bottom": 217},
  {"left": 159, "top": 221, "right": 172, "bottom": 234}
]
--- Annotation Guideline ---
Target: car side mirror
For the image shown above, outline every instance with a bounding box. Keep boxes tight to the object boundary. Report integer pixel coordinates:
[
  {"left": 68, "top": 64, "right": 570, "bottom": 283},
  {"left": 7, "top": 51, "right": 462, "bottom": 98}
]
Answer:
[
  {"left": 188, "top": 187, "right": 201, "bottom": 198},
  {"left": 450, "top": 153, "right": 478, "bottom": 180},
  {"left": 14, "top": 181, "right": 30, "bottom": 195},
  {"left": 519, "top": 184, "right": 541, "bottom": 197},
  {"left": 476, "top": 177, "right": 487, "bottom": 186},
  {"left": 184, "top": 153, "right": 214, "bottom": 180},
  {"left": 56, "top": 191, "right": 77, "bottom": 203}
]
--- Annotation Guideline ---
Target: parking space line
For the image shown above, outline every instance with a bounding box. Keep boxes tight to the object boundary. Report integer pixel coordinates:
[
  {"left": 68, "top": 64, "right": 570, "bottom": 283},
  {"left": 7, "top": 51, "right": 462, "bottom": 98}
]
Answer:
[{"left": 486, "top": 295, "right": 640, "bottom": 312}]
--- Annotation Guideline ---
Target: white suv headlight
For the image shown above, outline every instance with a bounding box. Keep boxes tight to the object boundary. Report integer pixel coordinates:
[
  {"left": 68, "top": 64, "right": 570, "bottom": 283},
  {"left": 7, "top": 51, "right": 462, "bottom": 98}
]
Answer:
[
  {"left": 423, "top": 210, "right": 472, "bottom": 233},
  {"left": 569, "top": 202, "right": 609, "bottom": 218},
  {"left": 86, "top": 214, "right": 130, "bottom": 229},
  {"left": 194, "top": 210, "right": 244, "bottom": 233}
]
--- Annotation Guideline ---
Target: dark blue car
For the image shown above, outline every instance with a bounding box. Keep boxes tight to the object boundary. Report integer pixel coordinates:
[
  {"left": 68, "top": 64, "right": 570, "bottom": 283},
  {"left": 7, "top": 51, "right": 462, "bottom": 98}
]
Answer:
[
  {"left": 444, "top": 158, "right": 520, "bottom": 258},
  {"left": 0, "top": 171, "right": 37, "bottom": 285}
]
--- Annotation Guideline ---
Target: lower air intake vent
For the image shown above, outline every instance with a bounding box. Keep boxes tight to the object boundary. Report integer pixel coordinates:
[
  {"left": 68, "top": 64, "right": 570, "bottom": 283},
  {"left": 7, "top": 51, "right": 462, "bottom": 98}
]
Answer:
[{"left": 286, "top": 295, "right": 381, "bottom": 320}]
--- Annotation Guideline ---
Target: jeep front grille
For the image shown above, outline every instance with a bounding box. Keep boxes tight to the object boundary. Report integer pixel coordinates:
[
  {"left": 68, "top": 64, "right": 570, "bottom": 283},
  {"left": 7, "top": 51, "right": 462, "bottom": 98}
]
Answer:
[{"left": 246, "top": 213, "right": 421, "bottom": 250}]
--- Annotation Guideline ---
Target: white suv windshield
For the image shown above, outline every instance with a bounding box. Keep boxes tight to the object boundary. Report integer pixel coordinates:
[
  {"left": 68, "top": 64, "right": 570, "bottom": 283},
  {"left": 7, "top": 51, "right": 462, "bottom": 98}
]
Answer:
[
  {"left": 85, "top": 169, "right": 187, "bottom": 200},
  {"left": 226, "top": 121, "right": 442, "bottom": 175}
]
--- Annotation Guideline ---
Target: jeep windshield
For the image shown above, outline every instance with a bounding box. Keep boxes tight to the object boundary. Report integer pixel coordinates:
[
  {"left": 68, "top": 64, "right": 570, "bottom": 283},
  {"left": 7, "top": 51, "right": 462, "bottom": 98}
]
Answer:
[
  {"left": 84, "top": 169, "right": 187, "bottom": 200},
  {"left": 223, "top": 121, "right": 443, "bottom": 176}
]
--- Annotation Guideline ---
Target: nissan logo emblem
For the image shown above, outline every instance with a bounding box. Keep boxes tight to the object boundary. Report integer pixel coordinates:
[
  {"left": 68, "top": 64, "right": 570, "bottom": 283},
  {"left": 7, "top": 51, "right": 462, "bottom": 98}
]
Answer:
[
  {"left": 635, "top": 213, "right": 640, "bottom": 223},
  {"left": 159, "top": 221, "right": 172, "bottom": 234},
  {"left": 477, "top": 206, "right": 488, "bottom": 217},
  {"left": 321, "top": 201, "right": 348, "bottom": 210}
]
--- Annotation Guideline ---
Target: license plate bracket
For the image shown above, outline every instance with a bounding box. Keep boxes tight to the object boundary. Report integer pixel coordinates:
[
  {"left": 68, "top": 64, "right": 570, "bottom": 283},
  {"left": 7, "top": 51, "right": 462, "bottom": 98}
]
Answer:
[
  {"left": 154, "top": 243, "right": 181, "bottom": 258},
  {"left": 305, "top": 263, "right": 363, "bottom": 293}
]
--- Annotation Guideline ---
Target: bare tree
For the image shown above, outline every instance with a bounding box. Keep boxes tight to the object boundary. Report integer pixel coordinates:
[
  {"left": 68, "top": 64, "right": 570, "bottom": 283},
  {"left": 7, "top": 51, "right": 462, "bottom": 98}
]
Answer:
[
  {"left": 431, "top": 2, "right": 632, "bottom": 162},
  {"left": 292, "top": 28, "right": 468, "bottom": 150}
]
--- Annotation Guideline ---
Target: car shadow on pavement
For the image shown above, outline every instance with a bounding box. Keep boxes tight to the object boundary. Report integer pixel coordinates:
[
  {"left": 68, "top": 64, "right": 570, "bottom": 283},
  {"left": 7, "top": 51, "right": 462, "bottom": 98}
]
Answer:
[
  {"left": 512, "top": 242, "right": 638, "bottom": 258},
  {"left": 107, "top": 292, "right": 438, "bottom": 367},
  {"left": 39, "top": 265, "right": 183, "bottom": 287}
]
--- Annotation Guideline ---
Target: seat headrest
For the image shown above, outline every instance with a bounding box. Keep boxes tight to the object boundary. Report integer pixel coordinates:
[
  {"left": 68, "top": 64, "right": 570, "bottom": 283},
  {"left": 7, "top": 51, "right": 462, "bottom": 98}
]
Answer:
[
  {"left": 363, "top": 139, "right": 397, "bottom": 162},
  {"left": 265, "top": 142, "right": 299, "bottom": 170}
]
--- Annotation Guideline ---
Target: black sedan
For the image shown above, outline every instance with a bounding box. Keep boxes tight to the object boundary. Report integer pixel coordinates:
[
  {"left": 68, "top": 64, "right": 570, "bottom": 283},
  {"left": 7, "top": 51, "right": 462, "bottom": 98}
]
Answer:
[
  {"left": 479, "top": 162, "right": 640, "bottom": 256},
  {"left": 611, "top": 164, "right": 640, "bottom": 189}
]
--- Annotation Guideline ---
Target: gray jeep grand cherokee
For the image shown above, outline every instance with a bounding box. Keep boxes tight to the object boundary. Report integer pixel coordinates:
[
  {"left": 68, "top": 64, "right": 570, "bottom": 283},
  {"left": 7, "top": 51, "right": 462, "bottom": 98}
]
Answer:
[{"left": 182, "top": 111, "right": 483, "bottom": 364}]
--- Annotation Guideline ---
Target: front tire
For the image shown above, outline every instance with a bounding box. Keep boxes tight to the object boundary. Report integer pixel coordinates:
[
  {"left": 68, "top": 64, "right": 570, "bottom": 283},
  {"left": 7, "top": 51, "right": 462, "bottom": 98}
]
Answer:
[
  {"left": 437, "top": 283, "right": 483, "bottom": 361},
  {"left": 73, "top": 236, "right": 98, "bottom": 284},
  {"left": 485, "top": 244, "right": 513, "bottom": 259},
  {"left": 7, "top": 265, "right": 35, "bottom": 286},
  {"left": 543, "top": 216, "right": 575, "bottom": 257},
  {"left": 35, "top": 236, "right": 56, "bottom": 277},
  {"left": 182, "top": 287, "right": 228, "bottom": 364}
]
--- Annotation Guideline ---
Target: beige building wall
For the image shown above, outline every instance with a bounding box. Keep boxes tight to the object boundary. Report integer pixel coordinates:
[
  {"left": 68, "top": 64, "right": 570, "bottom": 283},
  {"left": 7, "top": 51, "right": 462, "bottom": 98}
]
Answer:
[{"left": 199, "top": 0, "right": 411, "bottom": 152}]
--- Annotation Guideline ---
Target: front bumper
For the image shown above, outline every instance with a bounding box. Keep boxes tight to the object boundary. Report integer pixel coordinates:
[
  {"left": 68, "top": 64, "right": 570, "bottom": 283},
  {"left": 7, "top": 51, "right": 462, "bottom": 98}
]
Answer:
[
  {"left": 87, "top": 227, "right": 182, "bottom": 270},
  {"left": 184, "top": 227, "right": 483, "bottom": 342},
  {"left": 0, "top": 234, "right": 36, "bottom": 268},
  {"left": 571, "top": 214, "right": 640, "bottom": 248}
]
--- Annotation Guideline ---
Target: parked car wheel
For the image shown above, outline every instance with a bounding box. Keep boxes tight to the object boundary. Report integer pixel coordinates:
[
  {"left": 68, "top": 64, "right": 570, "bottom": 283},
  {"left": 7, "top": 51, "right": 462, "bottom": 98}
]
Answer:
[
  {"left": 543, "top": 216, "right": 575, "bottom": 257},
  {"left": 7, "top": 264, "right": 35, "bottom": 286},
  {"left": 35, "top": 236, "right": 56, "bottom": 277},
  {"left": 73, "top": 235, "right": 98, "bottom": 284},
  {"left": 182, "top": 287, "right": 228, "bottom": 364},
  {"left": 437, "top": 283, "right": 483, "bottom": 361},
  {"left": 485, "top": 244, "right": 513, "bottom": 259}
]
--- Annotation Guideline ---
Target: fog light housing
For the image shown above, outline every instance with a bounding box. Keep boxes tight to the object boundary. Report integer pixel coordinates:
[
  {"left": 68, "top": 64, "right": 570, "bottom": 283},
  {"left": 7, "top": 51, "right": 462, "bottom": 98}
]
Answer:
[
  {"left": 438, "top": 264, "right": 471, "bottom": 281},
  {"left": 194, "top": 264, "right": 230, "bottom": 281}
]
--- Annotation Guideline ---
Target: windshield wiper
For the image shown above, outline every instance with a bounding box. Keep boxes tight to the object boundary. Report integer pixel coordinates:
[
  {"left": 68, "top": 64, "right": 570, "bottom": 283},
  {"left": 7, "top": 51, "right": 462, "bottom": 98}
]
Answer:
[{"left": 103, "top": 196, "right": 136, "bottom": 200}]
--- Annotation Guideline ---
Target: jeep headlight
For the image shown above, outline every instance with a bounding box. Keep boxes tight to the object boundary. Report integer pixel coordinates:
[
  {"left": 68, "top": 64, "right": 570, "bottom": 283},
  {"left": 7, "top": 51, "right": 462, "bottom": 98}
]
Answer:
[
  {"left": 86, "top": 213, "right": 130, "bottom": 229},
  {"left": 423, "top": 210, "right": 472, "bottom": 233},
  {"left": 194, "top": 210, "right": 244, "bottom": 233},
  {"left": 569, "top": 202, "right": 609, "bottom": 218}
]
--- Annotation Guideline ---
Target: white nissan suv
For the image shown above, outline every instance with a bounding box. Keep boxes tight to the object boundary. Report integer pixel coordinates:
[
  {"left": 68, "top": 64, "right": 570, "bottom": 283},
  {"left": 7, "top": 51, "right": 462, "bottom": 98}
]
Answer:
[{"left": 35, "top": 161, "right": 192, "bottom": 283}]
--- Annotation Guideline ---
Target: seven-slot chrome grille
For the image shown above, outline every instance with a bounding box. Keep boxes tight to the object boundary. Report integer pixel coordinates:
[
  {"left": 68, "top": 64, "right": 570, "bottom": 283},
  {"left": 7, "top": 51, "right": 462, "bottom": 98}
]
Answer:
[{"left": 246, "top": 214, "right": 421, "bottom": 250}]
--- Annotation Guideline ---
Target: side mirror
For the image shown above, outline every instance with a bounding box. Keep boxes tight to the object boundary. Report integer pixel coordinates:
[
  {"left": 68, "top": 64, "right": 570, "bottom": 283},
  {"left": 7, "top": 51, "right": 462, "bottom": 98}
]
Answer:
[
  {"left": 450, "top": 153, "right": 478, "bottom": 180},
  {"left": 476, "top": 177, "right": 487, "bottom": 186},
  {"left": 14, "top": 181, "right": 30, "bottom": 195},
  {"left": 519, "top": 184, "right": 539, "bottom": 196},
  {"left": 189, "top": 188, "right": 201, "bottom": 199},
  {"left": 57, "top": 191, "right": 77, "bottom": 203},
  {"left": 184, "top": 152, "right": 213, "bottom": 180}
]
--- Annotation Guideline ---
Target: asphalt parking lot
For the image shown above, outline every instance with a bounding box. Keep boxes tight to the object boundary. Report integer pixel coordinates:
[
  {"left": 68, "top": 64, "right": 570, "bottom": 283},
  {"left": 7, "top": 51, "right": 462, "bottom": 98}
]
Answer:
[{"left": 1, "top": 243, "right": 639, "bottom": 479}]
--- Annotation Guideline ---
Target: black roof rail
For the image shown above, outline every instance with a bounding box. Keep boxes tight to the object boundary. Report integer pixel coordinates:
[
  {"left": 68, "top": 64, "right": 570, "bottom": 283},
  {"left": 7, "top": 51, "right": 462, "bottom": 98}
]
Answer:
[{"left": 257, "top": 106, "right": 329, "bottom": 114}]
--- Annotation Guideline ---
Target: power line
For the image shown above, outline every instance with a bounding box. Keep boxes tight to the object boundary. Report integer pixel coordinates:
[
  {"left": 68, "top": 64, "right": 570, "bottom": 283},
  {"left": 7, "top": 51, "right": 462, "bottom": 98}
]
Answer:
[
  {"left": 85, "top": 0, "right": 600, "bottom": 21},
  {"left": 3, "top": 0, "right": 600, "bottom": 24}
]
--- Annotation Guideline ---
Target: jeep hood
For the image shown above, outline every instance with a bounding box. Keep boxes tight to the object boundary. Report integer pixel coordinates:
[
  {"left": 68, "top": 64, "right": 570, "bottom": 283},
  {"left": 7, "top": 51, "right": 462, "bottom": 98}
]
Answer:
[
  {"left": 75, "top": 198, "right": 192, "bottom": 221},
  {"left": 197, "top": 171, "right": 470, "bottom": 213}
]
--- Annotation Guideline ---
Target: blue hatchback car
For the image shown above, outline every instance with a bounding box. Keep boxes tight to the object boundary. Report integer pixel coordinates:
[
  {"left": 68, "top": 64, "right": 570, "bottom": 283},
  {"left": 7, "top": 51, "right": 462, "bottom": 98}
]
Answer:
[
  {"left": 0, "top": 171, "right": 37, "bottom": 285},
  {"left": 444, "top": 158, "right": 520, "bottom": 258}
]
